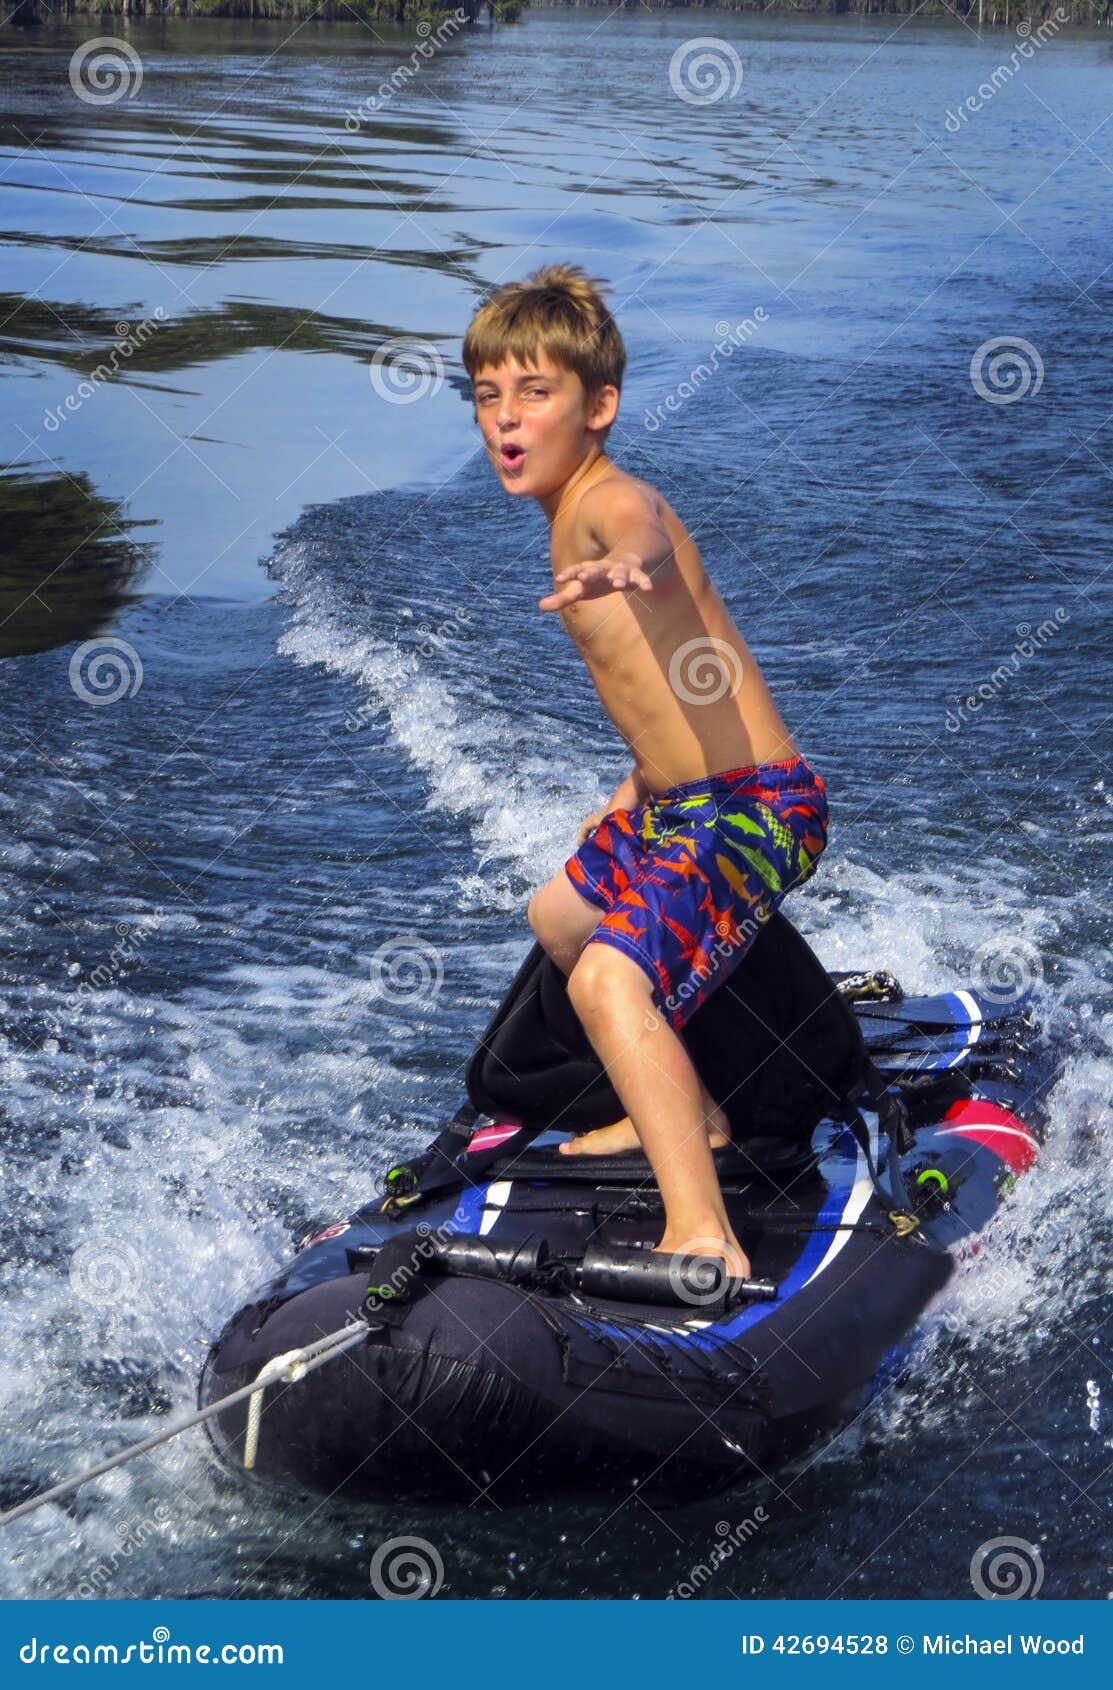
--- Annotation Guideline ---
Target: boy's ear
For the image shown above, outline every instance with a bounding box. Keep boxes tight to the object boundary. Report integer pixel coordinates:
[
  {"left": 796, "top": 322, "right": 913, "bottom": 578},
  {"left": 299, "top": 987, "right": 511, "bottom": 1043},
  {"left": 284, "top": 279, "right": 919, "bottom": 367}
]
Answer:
[{"left": 589, "top": 383, "right": 620, "bottom": 431}]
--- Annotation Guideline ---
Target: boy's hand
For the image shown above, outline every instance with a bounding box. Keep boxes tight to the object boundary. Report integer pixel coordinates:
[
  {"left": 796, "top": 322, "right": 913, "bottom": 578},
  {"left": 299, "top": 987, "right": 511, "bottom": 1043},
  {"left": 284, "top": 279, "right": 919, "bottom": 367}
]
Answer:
[
  {"left": 576, "top": 808, "right": 609, "bottom": 845},
  {"left": 539, "top": 552, "right": 654, "bottom": 612}
]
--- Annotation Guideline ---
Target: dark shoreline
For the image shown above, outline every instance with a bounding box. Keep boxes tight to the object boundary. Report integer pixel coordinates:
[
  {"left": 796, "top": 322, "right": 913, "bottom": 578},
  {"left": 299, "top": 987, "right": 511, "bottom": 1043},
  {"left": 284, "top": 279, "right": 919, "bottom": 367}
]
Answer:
[{"left": 1, "top": 2, "right": 1107, "bottom": 33}]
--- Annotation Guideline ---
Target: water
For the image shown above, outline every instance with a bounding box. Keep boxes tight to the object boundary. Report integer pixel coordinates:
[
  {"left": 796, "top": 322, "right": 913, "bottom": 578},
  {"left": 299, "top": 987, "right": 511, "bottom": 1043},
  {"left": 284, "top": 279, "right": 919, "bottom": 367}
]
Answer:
[{"left": 1, "top": 11, "right": 1109, "bottom": 1600}]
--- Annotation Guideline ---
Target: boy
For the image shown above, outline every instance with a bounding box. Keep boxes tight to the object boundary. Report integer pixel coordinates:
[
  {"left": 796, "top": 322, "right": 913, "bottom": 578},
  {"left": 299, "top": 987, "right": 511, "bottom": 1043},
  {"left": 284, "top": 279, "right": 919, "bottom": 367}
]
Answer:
[{"left": 463, "top": 263, "right": 828, "bottom": 1281}]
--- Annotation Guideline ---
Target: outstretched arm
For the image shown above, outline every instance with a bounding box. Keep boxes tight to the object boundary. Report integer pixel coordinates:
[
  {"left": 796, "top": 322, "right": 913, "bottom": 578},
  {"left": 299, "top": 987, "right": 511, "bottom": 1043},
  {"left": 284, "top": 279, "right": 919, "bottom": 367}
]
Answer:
[{"left": 539, "top": 482, "right": 675, "bottom": 612}]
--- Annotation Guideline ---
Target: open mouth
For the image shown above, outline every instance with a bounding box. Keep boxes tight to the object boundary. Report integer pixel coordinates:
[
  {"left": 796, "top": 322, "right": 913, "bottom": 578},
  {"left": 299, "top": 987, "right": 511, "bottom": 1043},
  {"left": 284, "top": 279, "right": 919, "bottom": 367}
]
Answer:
[{"left": 499, "top": 443, "right": 525, "bottom": 471}]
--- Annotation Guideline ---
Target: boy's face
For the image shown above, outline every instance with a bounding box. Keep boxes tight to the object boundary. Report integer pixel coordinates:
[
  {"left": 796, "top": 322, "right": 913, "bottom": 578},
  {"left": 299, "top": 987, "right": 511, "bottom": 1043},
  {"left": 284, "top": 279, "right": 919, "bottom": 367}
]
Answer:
[{"left": 471, "top": 351, "right": 618, "bottom": 500}]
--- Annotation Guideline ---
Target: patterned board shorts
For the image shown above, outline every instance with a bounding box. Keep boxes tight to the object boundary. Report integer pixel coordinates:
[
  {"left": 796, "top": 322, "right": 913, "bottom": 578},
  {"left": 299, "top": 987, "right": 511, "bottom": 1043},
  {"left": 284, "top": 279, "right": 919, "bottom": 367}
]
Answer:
[{"left": 564, "top": 754, "right": 829, "bottom": 1031}]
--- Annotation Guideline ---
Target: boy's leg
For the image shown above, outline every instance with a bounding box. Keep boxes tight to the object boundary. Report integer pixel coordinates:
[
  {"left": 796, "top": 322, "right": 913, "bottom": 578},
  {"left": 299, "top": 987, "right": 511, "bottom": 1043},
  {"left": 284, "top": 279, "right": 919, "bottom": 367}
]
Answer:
[
  {"left": 526, "top": 868, "right": 604, "bottom": 976},
  {"left": 565, "top": 943, "right": 751, "bottom": 1278},
  {"left": 559, "top": 1077, "right": 728, "bottom": 1156}
]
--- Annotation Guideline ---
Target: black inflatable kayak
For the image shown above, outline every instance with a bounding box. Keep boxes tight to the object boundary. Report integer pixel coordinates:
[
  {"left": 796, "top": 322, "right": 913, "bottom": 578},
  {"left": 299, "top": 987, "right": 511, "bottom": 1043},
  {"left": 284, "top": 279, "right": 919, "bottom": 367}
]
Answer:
[{"left": 201, "top": 914, "right": 1040, "bottom": 1505}]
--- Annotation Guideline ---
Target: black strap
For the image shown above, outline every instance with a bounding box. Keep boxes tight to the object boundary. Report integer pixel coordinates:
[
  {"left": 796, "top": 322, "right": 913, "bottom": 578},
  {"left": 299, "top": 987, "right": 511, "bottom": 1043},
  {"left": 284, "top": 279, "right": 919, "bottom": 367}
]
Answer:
[
  {"left": 838, "top": 1057, "right": 920, "bottom": 1234},
  {"left": 379, "top": 1104, "right": 542, "bottom": 1216}
]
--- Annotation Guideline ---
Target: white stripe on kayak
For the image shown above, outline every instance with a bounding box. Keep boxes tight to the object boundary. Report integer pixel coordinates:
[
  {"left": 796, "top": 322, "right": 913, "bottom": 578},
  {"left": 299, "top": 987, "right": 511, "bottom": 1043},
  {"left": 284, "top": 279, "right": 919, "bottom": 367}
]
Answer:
[
  {"left": 937, "top": 1123, "right": 1035, "bottom": 1144},
  {"left": 954, "top": 990, "right": 984, "bottom": 1036},
  {"left": 803, "top": 1126, "right": 875, "bottom": 1287},
  {"left": 479, "top": 1180, "right": 513, "bottom": 1236}
]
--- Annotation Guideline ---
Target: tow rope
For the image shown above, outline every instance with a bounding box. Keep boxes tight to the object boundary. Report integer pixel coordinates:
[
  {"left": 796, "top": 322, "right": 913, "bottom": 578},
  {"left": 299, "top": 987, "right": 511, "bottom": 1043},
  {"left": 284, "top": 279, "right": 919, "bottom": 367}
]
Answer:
[{"left": 0, "top": 1321, "right": 369, "bottom": 1529}]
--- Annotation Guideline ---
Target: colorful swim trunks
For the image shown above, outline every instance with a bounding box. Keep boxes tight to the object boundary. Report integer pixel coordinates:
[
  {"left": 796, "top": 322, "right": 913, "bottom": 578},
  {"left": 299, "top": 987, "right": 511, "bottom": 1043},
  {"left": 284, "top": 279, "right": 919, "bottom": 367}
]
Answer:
[{"left": 564, "top": 755, "right": 828, "bottom": 1030}]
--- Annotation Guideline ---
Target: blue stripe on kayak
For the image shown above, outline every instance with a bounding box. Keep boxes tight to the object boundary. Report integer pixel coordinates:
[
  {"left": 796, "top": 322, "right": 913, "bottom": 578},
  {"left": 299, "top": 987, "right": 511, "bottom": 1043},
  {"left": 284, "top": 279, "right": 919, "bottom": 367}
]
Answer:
[
  {"left": 444, "top": 1184, "right": 487, "bottom": 1235},
  {"left": 673, "top": 1147, "right": 859, "bottom": 1350},
  {"left": 575, "top": 1126, "right": 862, "bottom": 1355}
]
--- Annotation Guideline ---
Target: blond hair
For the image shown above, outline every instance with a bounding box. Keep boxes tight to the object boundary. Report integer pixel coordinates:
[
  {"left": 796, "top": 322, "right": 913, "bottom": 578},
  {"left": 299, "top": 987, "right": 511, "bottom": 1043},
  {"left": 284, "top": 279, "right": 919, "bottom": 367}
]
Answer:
[{"left": 462, "top": 262, "right": 626, "bottom": 402}]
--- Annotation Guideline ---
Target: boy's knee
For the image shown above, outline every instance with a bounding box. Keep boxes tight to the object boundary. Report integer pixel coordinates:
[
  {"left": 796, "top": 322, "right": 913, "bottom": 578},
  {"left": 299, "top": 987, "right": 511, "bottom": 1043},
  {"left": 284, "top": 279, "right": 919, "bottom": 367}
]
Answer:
[{"left": 568, "top": 943, "right": 647, "bottom": 1016}]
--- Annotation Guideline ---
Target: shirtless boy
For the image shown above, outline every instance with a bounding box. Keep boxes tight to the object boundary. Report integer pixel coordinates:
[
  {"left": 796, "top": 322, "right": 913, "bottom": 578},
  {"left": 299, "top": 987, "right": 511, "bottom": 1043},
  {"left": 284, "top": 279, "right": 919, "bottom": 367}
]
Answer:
[{"left": 463, "top": 264, "right": 829, "bottom": 1281}]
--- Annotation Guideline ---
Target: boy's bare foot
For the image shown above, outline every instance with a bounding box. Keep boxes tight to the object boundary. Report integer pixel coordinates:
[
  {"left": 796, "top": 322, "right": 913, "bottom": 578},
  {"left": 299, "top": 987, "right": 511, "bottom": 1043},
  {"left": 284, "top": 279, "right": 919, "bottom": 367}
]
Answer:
[
  {"left": 558, "top": 1114, "right": 730, "bottom": 1157},
  {"left": 656, "top": 1228, "right": 752, "bottom": 1283}
]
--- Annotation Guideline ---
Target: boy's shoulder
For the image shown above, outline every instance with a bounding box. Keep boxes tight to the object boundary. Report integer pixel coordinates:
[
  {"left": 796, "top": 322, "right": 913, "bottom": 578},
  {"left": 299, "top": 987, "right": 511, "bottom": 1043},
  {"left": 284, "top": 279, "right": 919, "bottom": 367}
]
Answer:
[{"left": 573, "top": 467, "right": 669, "bottom": 537}]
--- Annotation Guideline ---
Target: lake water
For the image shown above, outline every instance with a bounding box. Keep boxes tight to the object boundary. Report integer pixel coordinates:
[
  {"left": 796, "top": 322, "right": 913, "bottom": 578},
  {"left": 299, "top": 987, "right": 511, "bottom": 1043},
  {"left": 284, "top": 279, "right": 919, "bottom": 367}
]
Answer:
[{"left": 0, "top": 10, "right": 1109, "bottom": 1599}]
